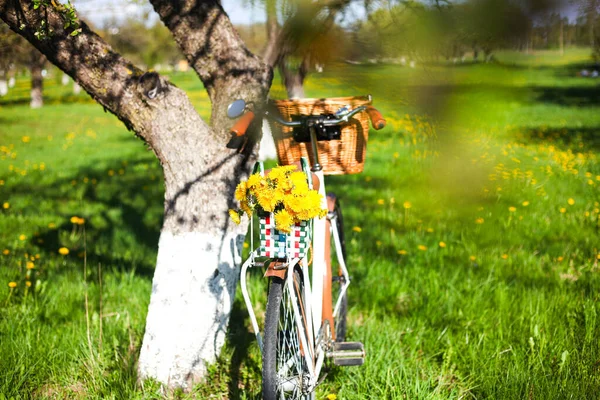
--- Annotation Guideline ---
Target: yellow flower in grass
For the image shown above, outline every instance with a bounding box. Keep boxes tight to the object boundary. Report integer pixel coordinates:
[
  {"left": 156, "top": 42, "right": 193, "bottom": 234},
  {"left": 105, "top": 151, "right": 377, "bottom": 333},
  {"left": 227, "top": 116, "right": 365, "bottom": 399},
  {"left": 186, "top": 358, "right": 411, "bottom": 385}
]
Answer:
[
  {"left": 522, "top": 201, "right": 530, "bottom": 207},
  {"left": 2, "top": 249, "right": 9, "bottom": 255},
  {"left": 70, "top": 216, "right": 85, "bottom": 225},
  {"left": 58, "top": 247, "right": 69, "bottom": 255},
  {"left": 26, "top": 261, "right": 34, "bottom": 269},
  {"left": 439, "top": 242, "right": 447, "bottom": 248},
  {"left": 18, "top": 234, "right": 26, "bottom": 241},
  {"left": 418, "top": 245, "right": 427, "bottom": 251},
  {"left": 274, "top": 209, "right": 293, "bottom": 233},
  {"left": 398, "top": 250, "right": 408, "bottom": 255},
  {"left": 229, "top": 209, "right": 241, "bottom": 225},
  {"left": 557, "top": 256, "right": 564, "bottom": 262},
  {"left": 2, "top": 202, "right": 9, "bottom": 209},
  {"left": 509, "top": 206, "right": 517, "bottom": 212},
  {"left": 568, "top": 198, "right": 575, "bottom": 206},
  {"left": 403, "top": 201, "right": 412, "bottom": 209},
  {"left": 469, "top": 256, "right": 477, "bottom": 261},
  {"left": 560, "top": 207, "right": 566, "bottom": 213},
  {"left": 8, "top": 282, "right": 17, "bottom": 288},
  {"left": 475, "top": 218, "right": 485, "bottom": 224},
  {"left": 501, "top": 254, "right": 508, "bottom": 260},
  {"left": 352, "top": 226, "right": 362, "bottom": 233},
  {"left": 25, "top": 281, "right": 31, "bottom": 287}
]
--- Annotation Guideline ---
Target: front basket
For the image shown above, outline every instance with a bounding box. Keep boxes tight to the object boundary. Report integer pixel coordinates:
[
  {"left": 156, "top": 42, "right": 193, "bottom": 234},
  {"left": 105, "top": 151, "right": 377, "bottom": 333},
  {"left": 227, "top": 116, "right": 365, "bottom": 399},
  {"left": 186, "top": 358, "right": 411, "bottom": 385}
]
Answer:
[{"left": 269, "top": 96, "right": 372, "bottom": 175}]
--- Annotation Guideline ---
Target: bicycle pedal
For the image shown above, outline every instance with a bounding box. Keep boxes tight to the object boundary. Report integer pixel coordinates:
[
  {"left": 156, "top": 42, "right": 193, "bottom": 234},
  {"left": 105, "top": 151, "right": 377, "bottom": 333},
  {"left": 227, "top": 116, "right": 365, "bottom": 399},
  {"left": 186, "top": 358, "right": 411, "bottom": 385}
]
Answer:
[
  {"left": 333, "top": 357, "right": 364, "bottom": 367},
  {"left": 328, "top": 341, "right": 365, "bottom": 365}
]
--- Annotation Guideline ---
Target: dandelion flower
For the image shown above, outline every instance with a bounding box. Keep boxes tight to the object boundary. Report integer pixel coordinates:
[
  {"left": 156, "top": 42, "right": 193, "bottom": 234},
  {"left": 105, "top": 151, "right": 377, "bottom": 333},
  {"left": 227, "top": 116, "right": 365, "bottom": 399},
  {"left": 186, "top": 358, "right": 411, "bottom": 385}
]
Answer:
[
  {"left": 274, "top": 209, "right": 293, "bottom": 233},
  {"left": 326, "top": 394, "right": 337, "bottom": 400},
  {"left": 58, "top": 247, "right": 69, "bottom": 255},
  {"left": 501, "top": 254, "right": 508, "bottom": 259},
  {"left": 439, "top": 242, "right": 447, "bottom": 248},
  {"left": 2, "top": 249, "right": 9, "bottom": 255},
  {"left": 567, "top": 198, "right": 575, "bottom": 205},
  {"left": 18, "top": 234, "right": 26, "bottom": 241},
  {"left": 418, "top": 245, "right": 427, "bottom": 251},
  {"left": 2, "top": 202, "right": 8, "bottom": 209},
  {"left": 243, "top": 242, "right": 249, "bottom": 249},
  {"left": 48, "top": 222, "right": 56, "bottom": 229},
  {"left": 522, "top": 201, "right": 530, "bottom": 206},
  {"left": 426, "top": 228, "right": 434, "bottom": 233},
  {"left": 228, "top": 209, "right": 241, "bottom": 225},
  {"left": 398, "top": 250, "right": 408, "bottom": 255},
  {"left": 25, "top": 281, "right": 31, "bottom": 287},
  {"left": 21, "top": 136, "right": 30, "bottom": 143},
  {"left": 509, "top": 206, "right": 517, "bottom": 212},
  {"left": 377, "top": 199, "right": 385, "bottom": 205},
  {"left": 403, "top": 201, "right": 412, "bottom": 209},
  {"left": 558, "top": 256, "right": 564, "bottom": 262},
  {"left": 469, "top": 255, "right": 476, "bottom": 261},
  {"left": 475, "top": 218, "right": 484, "bottom": 224},
  {"left": 8, "top": 282, "right": 17, "bottom": 288},
  {"left": 560, "top": 207, "right": 566, "bottom": 213},
  {"left": 26, "top": 262, "right": 34, "bottom": 269},
  {"left": 352, "top": 226, "right": 362, "bottom": 233}
]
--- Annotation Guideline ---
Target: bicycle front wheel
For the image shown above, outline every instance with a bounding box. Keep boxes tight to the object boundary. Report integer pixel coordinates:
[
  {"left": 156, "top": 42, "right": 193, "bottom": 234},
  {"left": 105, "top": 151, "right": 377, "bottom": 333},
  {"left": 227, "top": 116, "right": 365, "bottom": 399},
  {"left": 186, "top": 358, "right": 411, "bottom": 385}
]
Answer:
[{"left": 262, "top": 267, "right": 312, "bottom": 400}]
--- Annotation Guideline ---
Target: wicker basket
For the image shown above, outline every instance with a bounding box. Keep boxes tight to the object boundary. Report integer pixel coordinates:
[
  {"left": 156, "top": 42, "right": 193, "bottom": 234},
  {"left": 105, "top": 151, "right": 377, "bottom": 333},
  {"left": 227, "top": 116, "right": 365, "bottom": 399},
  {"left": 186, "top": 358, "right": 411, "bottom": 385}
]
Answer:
[{"left": 269, "top": 96, "right": 372, "bottom": 175}]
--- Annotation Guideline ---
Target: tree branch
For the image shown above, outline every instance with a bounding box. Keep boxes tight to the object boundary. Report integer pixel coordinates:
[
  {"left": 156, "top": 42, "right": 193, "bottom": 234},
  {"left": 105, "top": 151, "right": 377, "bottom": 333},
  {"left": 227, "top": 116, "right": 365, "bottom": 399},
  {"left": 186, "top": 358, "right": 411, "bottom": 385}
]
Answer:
[
  {"left": 149, "top": 0, "right": 272, "bottom": 130},
  {"left": 0, "top": 0, "right": 156, "bottom": 139}
]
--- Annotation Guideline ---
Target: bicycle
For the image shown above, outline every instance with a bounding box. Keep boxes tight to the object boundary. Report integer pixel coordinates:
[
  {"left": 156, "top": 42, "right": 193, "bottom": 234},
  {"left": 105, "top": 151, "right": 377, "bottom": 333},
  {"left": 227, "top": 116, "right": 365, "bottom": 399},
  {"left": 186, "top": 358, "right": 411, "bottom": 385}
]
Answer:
[{"left": 227, "top": 96, "right": 386, "bottom": 400}]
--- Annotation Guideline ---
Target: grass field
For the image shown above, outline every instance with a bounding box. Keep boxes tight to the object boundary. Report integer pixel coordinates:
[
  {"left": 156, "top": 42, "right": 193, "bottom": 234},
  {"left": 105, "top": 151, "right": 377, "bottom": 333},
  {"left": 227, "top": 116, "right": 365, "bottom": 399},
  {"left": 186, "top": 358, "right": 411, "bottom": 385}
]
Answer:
[{"left": 1, "top": 48, "right": 600, "bottom": 399}]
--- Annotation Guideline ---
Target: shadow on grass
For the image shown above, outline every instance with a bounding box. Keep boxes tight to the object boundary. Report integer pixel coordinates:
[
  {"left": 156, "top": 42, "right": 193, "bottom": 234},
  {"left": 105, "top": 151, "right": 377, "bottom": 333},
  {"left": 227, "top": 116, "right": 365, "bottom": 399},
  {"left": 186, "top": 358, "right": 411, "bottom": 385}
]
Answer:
[
  {"left": 533, "top": 86, "right": 600, "bottom": 108},
  {"left": 513, "top": 125, "right": 600, "bottom": 151},
  {"left": 4, "top": 157, "right": 163, "bottom": 278}
]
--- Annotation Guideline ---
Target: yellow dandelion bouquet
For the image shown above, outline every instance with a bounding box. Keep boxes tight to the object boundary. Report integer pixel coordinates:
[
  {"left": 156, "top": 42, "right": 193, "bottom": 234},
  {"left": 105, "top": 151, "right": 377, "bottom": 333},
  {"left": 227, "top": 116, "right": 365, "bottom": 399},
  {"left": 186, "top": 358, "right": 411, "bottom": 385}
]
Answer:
[{"left": 229, "top": 159, "right": 326, "bottom": 259}]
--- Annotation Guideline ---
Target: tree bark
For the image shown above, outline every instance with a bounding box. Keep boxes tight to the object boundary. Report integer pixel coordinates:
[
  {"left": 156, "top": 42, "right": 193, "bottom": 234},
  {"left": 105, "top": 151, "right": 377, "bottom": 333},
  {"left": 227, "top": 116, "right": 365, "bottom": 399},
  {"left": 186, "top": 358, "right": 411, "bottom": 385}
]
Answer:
[{"left": 0, "top": 0, "right": 272, "bottom": 391}]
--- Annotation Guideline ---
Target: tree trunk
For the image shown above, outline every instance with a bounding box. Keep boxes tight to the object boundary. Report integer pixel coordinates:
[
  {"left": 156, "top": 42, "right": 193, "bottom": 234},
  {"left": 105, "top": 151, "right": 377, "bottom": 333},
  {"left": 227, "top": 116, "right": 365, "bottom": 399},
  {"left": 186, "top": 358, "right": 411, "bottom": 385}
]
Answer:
[
  {"left": 30, "top": 54, "right": 44, "bottom": 108},
  {"left": 0, "top": 69, "right": 7, "bottom": 97},
  {"left": 560, "top": 19, "right": 564, "bottom": 56},
  {"left": 136, "top": 92, "right": 252, "bottom": 389},
  {"left": 280, "top": 55, "right": 310, "bottom": 98}
]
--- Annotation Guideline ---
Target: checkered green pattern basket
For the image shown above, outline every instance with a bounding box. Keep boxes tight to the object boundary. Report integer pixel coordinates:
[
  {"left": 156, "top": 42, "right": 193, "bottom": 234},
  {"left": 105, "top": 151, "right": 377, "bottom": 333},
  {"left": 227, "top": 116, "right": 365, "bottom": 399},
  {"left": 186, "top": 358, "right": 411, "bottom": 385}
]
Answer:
[{"left": 258, "top": 215, "right": 310, "bottom": 259}]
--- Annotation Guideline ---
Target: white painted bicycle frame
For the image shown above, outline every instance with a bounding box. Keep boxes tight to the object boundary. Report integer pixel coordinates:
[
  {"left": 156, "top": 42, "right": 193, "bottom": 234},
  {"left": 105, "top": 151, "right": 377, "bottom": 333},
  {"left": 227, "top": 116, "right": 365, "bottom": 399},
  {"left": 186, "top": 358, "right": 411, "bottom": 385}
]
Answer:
[{"left": 239, "top": 159, "right": 351, "bottom": 396}]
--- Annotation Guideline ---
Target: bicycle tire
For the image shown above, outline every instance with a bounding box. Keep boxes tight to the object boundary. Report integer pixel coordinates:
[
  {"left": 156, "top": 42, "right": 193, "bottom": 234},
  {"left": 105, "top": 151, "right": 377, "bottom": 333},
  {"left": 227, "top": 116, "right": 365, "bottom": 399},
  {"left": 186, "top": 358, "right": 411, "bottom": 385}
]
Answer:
[
  {"left": 331, "top": 200, "right": 348, "bottom": 343},
  {"left": 263, "top": 267, "right": 311, "bottom": 400}
]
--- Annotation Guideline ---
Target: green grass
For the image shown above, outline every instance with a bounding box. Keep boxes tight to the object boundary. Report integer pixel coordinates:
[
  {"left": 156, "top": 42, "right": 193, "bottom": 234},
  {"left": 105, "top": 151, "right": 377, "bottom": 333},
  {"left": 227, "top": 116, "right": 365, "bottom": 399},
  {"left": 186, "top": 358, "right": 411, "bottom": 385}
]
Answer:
[{"left": 1, "top": 47, "right": 599, "bottom": 398}]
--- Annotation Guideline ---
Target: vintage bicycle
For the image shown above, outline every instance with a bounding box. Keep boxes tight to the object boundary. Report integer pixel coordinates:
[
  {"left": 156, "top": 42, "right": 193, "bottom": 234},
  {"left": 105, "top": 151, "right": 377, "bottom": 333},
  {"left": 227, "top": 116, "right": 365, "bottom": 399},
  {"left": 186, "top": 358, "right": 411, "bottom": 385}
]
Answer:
[{"left": 227, "top": 96, "right": 386, "bottom": 400}]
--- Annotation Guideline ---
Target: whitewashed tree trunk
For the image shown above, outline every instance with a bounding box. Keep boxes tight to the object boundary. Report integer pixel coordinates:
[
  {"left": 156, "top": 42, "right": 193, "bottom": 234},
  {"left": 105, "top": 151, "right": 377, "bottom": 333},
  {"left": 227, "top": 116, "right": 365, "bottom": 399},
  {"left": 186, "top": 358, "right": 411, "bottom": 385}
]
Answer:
[
  {"left": 259, "top": 119, "right": 278, "bottom": 161},
  {"left": 138, "top": 231, "right": 243, "bottom": 389},
  {"left": 30, "top": 62, "right": 43, "bottom": 108}
]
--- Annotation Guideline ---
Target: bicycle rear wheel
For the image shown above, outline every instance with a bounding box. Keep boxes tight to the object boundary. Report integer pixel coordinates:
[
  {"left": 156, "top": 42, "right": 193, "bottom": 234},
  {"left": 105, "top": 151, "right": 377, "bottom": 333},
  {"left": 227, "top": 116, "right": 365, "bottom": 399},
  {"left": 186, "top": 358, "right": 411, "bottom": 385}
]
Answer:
[{"left": 262, "top": 267, "right": 312, "bottom": 400}]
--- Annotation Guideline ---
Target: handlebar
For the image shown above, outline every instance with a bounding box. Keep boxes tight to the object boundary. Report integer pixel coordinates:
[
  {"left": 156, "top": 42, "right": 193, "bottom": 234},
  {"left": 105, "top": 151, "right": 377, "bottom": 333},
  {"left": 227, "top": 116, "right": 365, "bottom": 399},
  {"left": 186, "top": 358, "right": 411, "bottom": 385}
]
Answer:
[
  {"left": 228, "top": 102, "right": 386, "bottom": 137},
  {"left": 264, "top": 105, "right": 369, "bottom": 128}
]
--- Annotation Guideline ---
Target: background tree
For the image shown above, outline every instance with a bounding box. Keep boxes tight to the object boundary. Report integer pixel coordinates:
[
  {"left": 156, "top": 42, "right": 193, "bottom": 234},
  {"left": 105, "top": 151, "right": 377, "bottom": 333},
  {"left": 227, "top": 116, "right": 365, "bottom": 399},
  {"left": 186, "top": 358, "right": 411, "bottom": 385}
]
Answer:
[
  {"left": 0, "top": 0, "right": 271, "bottom": 390},
  {"left": 263, "top": 0, "right": 353, "bottom": 97}
]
